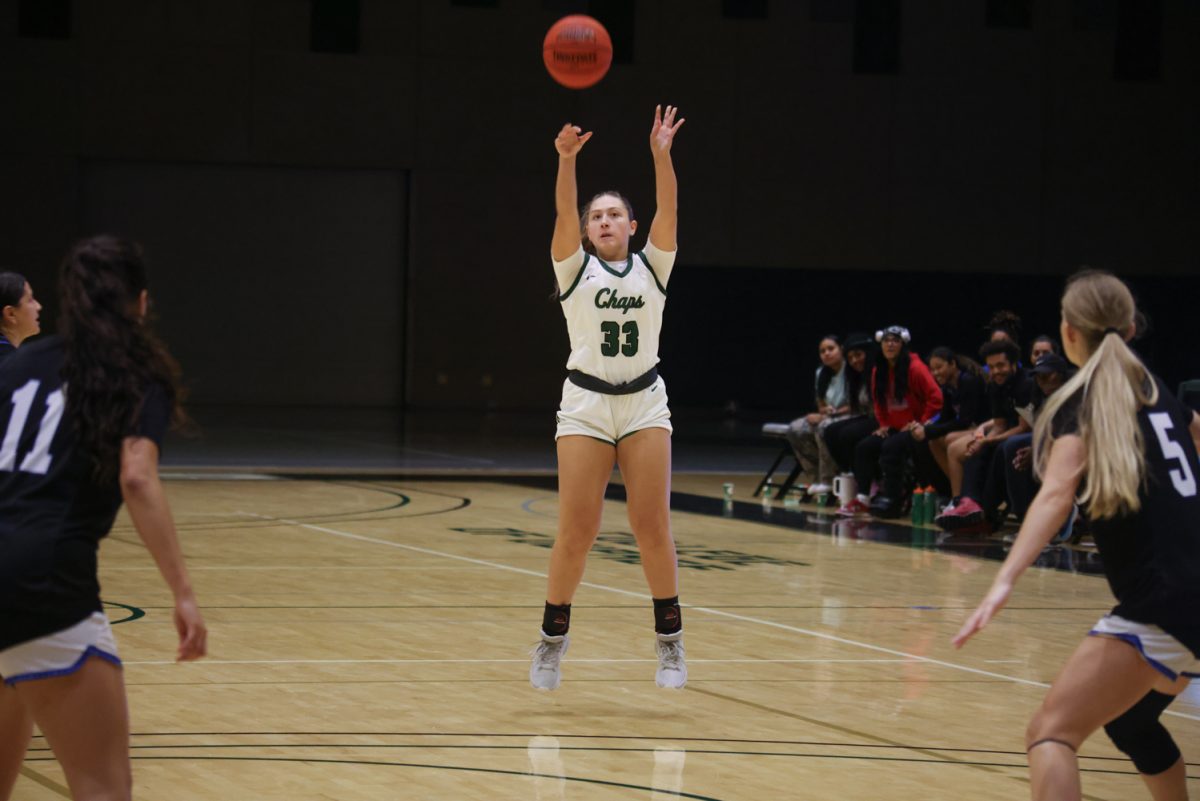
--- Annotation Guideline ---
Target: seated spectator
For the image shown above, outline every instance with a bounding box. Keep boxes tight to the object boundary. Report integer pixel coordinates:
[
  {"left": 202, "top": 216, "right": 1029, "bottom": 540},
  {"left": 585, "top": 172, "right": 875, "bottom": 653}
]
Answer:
[
  {"left": 985, "top": 309, "right": 1023, "bottom": 354},
  {"left": 911, "top": 347, "right": 988, "bottom": 496},
  {"left": 786, "top": 335, "right": 850, "bottom": 495},
  {"left": 1029, "top": 334, "right": 1059, "bottom": 365},
  {"left": 935, "top": 338, "right": 1033, "bottom": 529},
  {"left": 822, "top": 332, "right": 877, "bottom": 481},
  {"left": 839, "top": 325, "right": 942, "bottom": 518},
  {"left": 1002, "top": 352, "right": 1076, "bottom": 523}
]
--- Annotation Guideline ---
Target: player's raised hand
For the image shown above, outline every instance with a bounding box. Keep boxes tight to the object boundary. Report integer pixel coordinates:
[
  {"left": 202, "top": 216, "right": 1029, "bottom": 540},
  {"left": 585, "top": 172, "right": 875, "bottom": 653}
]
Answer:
[
  {"left": 650, "top": 104, "right": 685, "bottom": 156},
  {"left": 555, "top": 123, "right": 593, "bottom": 158},
  {"left": 952, "top": 578, "right": 1013, "bottom": 648}
]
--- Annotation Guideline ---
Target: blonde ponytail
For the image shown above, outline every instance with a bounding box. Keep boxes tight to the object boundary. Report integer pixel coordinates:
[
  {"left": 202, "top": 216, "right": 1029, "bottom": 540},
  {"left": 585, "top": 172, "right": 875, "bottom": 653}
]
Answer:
[{"left": 1033, "top": 271, "right": 1157, "bottom": 520}]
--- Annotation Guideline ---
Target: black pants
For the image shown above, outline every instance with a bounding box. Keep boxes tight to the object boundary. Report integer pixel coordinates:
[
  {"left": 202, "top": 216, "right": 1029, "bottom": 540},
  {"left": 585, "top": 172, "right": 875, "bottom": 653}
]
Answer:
[
  {"left": 1003, "top": 433, "right": 1038, "bottom": 521},
  {"left": 824, "top": 416, "right": 876, "bottom": 474},
  {"left": 963, "top": 442, "right": 1010, "bottom": 524},
  {"left": 912, "top": 438, "right": 950, "bottom": 497},
  {"left": 853, "top": 429, "right": 912, "bottom": 499}
]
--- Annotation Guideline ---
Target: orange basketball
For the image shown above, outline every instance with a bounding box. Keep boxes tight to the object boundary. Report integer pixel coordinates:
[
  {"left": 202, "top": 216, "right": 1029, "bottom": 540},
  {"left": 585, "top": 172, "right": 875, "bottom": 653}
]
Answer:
[{"left": 542, "top": 15, "right": 612, "bottom": 89}]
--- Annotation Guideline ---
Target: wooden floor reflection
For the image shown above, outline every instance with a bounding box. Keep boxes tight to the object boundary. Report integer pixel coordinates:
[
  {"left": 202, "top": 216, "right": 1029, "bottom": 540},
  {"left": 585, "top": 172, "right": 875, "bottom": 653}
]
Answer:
[{"left": 14, "top": 474, "right": 1199, "bottom": 800}]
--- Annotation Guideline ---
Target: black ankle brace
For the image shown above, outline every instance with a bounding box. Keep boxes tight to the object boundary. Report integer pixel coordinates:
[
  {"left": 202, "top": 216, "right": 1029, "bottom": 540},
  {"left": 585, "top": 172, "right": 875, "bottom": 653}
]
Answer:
[
  {"left": 542, "top": 602, "right": 571, "bottom": 636},
  {"left": 653, "top": 596, "right": 682, "bottom": 635}
]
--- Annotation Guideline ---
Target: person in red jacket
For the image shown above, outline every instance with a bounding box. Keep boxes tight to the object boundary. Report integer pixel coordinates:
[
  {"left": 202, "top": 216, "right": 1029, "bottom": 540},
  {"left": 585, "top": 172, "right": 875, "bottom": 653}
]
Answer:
[{"left": 838, "top": 325, "right": 943, "bottom": 518}]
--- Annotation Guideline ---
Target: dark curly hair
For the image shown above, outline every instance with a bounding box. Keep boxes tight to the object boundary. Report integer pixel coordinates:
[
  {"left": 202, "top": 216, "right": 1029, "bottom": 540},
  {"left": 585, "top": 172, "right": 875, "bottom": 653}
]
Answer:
[{"left": 58, "top": 236, "right": 186, "bottom": 482}]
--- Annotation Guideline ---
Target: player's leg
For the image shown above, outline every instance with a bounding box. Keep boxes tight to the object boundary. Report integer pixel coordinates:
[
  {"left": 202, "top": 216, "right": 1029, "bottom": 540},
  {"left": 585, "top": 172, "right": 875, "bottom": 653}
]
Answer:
[
  {"left": 13, "top": 656, "right": 131, "bottom": 801},
  {"left": 945, "top": 432, "right": 973, "bottom": 498},
  {"left": 1105, "top": 681, "right": 1190, "bottom": 801},
  {"left": 617, "top": 427, "right": 675, "bottom": 600},
  {"left": 617, "top": 427, "right": 685, "bottom": 688},
  {"left": 548, "top": 435, "right": 617, "bottom": 605},
  {"left": 0, "top": 682, "right": 34, "bottom": 801},
  {"left": 1025, "top": 635, "right": 1166, "bottom": 801},
  {"left": 531, "top": 434, "right": 616, "bottom": 690}
]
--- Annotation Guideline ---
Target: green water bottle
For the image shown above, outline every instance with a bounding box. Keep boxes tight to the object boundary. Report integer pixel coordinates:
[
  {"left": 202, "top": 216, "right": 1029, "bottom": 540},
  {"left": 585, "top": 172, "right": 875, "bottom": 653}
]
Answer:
[
  {"left": 911, "top": 487, "right": 925, "bottom": 525},
  {"left": 923, "top": 486, "right": 937, "bottom": 525}
]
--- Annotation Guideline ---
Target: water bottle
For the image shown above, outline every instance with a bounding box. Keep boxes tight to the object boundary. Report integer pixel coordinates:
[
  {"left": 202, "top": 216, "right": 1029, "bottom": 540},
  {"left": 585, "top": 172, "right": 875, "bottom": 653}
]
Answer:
[
  {"left": 923, "top": 486, "right": 938, "bottom": 525},
  {"left": 911, "top": 487, "right": 925, "bottom": 525}
]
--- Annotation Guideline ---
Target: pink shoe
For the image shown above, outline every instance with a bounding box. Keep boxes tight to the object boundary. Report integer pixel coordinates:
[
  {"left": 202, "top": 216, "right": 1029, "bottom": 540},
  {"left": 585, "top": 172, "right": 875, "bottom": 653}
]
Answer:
[
  {"left": 935, "top": 496, "right": 983, "bottom": 530},
  {"left": 837, "top": 498, "right": 870, "bottom": 518}
]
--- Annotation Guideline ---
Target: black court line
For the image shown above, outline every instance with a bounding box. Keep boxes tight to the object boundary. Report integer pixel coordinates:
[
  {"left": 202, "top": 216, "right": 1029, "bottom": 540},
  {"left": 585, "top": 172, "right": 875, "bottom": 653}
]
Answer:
[
  {"left": 24, "top": 745, "right": 1192, "bottom": 781},
  {"left": 253, "top": 473, "right": 1106, "bottom": 577},
  {"left": 123, "top": 604, "right": 1112, "bottom": 611},
  {"left": 109, "top": 481, "right": 414, "bottom": 534},
  {"left": 34, "top": 731, "right": 1200, "bottom": 767},
  {"left": 22, "top": 755, "right": 728, "bottom": 800}
]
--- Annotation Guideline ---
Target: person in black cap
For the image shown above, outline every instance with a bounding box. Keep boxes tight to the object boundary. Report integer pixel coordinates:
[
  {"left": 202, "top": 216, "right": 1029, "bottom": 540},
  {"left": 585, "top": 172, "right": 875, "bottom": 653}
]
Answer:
[
  {"left": 821, "top": 332, "right": 877, "bottom": 481},
  {"left": 1002, "top": 352, "right": 1076, "bottom": 525}
]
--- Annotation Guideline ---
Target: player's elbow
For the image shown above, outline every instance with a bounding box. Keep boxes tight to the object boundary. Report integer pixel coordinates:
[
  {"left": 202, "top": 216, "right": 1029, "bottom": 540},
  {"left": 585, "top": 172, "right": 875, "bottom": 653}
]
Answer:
[{"left": 119, "top": 461, "right": 158, "bottom": 499}]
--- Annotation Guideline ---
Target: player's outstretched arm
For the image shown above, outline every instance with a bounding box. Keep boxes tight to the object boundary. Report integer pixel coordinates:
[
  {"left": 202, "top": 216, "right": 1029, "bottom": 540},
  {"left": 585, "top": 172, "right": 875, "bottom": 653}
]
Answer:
[
  {"left": 648, "top": 104, "right": 684, "bottom": 253},
  {"left": 952, "top": 434, "right": 1085, "bottom": 648},
  {"left": 120, "top": 436, "right": 207, "bottom": 662},
  {"left": 552, "top": 123, "right": 592, "bottom": 262}
]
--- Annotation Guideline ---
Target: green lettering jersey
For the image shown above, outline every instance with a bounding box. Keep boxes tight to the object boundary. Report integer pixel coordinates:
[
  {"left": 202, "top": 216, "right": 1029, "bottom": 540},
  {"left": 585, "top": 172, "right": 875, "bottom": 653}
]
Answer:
[{"left": 554, "top": 243, "right": 675, "bottom": 384}]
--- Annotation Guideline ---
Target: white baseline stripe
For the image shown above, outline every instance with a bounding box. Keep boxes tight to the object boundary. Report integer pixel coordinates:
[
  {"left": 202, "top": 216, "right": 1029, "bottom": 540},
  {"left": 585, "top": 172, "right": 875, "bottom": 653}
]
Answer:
[{"left": 241, "top": 513, "right": 1200, "bottom": 723}]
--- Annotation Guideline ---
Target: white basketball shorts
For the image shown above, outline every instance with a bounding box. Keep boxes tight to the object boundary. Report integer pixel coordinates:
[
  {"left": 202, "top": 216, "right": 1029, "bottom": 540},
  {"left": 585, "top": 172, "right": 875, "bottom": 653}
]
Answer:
[
  {"left": 0, "top": 612, "right": 122, "bottom": 686},
  {"left": 555, "top": 375, "right": 672, "bottom": 444}
]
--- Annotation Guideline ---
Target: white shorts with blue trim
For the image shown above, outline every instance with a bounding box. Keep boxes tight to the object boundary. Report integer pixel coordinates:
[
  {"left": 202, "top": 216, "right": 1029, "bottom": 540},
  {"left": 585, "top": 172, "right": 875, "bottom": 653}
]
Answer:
[
  {"left": 1089, "top": 614, "right": 1200, "bottom": 681},
  {"left": 0, "top": 612, "right": 122, "bottom": 686},
  {"left": 555, "top": 376, "right": 672, "bottom": 444}
]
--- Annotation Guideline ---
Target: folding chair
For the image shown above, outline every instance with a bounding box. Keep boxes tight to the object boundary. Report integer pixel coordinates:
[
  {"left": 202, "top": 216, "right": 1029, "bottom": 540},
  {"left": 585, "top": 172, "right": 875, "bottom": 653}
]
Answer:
[{"left": 754, "top": 422, "right": 805, "bottom": 498}]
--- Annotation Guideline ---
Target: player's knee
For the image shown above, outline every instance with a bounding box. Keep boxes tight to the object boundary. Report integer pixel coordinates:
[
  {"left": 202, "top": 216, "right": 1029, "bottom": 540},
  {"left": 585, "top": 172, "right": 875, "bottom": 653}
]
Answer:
[
  {"left": 630, "top": 520, "right": 672, "bottom": 550},
  {"left": 1024, "top": 707, "right": 1079, "bottom": 753},
  {"left": 1104, "top": 691, "right": 1181, "bottom": 776},
  {"left": 554, "top": 530, "right": 598, "bottom": 559}
]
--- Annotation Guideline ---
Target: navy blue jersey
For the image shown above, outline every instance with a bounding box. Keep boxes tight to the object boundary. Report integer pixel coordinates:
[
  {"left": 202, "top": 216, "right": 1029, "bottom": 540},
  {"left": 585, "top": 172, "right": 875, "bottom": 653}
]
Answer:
[
  {"left": 0, "top": 335, "right": 14, "bottom": 369},
  {"left": 0, "top": 336, "right": 170, "bottom": 650},
  {"left": 1054, "top": 374, "right": 1200, "bottom": 654}
]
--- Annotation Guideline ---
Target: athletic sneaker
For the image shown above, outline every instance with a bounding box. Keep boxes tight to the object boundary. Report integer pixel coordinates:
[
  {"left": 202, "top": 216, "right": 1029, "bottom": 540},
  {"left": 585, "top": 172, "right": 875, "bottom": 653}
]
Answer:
[
  {"left": 935, "top": 496, "right": 984, "bottom": 530},
  {"left": 808, "top": 482, "right": 831, "bottom": 497},
  {"left": 655, "top": 631, "right": 687, "bottom": 689},
  {"left": 530, "top": 633, "right": 569, "bottom": 690},
  {"left": 836, "top": 498, "right": 870, "bottom": 518}
]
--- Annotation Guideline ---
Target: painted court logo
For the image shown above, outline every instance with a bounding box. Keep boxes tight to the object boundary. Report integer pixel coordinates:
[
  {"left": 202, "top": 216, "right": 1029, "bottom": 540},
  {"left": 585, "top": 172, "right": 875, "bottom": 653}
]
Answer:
[{"left": 452, "top": 528, "right": 809, "bottom": 572}]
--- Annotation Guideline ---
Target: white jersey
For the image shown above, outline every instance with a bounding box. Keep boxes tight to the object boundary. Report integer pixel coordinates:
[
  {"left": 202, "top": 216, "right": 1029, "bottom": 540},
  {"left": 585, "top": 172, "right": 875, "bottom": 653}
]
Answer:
[{"left": 553, "top": 242, "right": 675, "bottom": 385}]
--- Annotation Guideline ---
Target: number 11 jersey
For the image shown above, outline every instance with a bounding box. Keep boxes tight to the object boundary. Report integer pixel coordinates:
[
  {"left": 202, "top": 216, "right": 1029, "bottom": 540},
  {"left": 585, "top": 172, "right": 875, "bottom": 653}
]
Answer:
[{"left": 0, "top": 336, "right": 170, "bottom": 650}]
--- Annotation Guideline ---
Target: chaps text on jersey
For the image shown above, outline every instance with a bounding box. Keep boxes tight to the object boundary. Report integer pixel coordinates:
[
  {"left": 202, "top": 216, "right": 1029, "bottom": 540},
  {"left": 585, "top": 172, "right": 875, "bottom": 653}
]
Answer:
[{"left": 593, "top": 288, "right": 645, "bottom": 315}]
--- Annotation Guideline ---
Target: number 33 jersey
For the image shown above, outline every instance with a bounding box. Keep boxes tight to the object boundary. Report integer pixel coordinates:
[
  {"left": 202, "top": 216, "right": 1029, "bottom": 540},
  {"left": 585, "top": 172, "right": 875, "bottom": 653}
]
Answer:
[
  {"left": 0, "top": 336, "right": 170, "bottom": 649},
  {"left": 554, "top": 242, "right": 675, "bottom": 385}
]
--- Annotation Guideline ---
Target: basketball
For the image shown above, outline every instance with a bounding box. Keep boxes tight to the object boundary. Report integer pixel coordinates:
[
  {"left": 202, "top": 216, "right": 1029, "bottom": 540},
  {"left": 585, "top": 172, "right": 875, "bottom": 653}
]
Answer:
[{"left": 542, "top": 15, "right": 612, "bottom": 89}]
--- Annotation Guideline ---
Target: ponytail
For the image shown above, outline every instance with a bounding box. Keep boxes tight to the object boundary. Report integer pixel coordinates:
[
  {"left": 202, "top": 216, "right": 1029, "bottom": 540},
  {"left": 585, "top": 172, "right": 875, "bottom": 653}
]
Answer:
[{"left": 1033, "top": 272, "right": 1156, "bottom": 520}]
